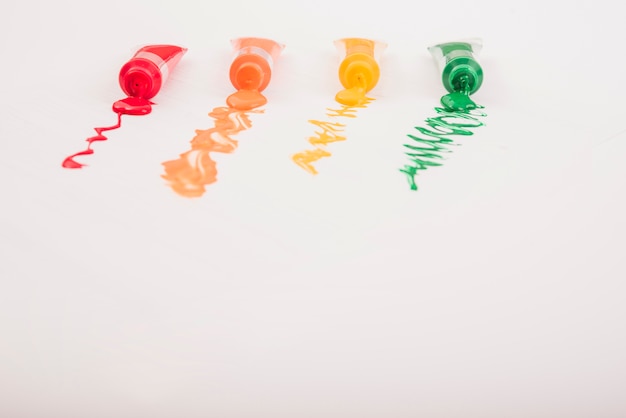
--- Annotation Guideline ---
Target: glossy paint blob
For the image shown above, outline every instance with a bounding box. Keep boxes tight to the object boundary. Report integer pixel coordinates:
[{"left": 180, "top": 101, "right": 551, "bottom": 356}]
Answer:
[{"left": 441, "top": 90, "right": 478, "bottom": 111}]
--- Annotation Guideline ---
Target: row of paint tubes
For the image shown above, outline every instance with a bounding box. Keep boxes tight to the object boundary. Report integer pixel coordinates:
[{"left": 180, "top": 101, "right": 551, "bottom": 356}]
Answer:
[{"left": 64, "top": 38, "right": 486, "bottom": 196}]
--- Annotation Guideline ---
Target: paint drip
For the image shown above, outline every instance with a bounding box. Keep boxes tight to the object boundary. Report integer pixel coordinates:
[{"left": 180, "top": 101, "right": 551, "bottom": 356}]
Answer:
[
  {"left": 62, "top": 45, "right": 186, "bottom": 168},
  {"left": 62, "top": 98, "right": 153, "bottom": 168}
]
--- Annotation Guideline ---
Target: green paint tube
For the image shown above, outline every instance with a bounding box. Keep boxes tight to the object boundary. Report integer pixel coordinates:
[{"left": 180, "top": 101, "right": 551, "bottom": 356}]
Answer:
[
  {"left": 428, "top": 39, "right": 484, "bottom": 111},
  {"left": 428, "top": 39, "right": 483, "bottom": 94}
]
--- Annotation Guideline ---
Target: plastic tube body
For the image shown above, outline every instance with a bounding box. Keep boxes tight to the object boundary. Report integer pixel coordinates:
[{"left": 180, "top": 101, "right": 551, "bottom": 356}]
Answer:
[
  {"left": 229, "top": 38, "right": 284, "bottom": 92},
  {"left": 428, "top": 39, "right": 483, "bottom": 94},
  {"left": 118, "top": 45, "right": 187, "bottom": 99},
  {"left": 335, "top": 38, "right": 386, "bottom": 93}
]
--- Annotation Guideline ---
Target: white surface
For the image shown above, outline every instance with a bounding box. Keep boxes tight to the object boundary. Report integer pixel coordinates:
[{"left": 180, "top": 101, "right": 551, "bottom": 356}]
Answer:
[{"left": 1, "top": 1, "right": 625, "bottom": 417}]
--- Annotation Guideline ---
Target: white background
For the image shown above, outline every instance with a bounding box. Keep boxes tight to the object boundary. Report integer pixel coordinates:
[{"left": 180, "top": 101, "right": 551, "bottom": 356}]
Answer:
[{"left": 1, "top": 1, "right": 625, "bottom": 417}]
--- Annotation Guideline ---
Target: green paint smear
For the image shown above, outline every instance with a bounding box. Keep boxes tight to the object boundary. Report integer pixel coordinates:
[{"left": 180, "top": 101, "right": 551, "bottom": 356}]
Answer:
[{"left": 399, "top": 103, "right": 487, "bottom": 191}]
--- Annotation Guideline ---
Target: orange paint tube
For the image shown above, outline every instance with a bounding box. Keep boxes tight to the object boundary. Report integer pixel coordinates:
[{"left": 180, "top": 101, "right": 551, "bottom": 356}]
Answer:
[{"left": 227, "top": 37, "right": 285, "bottom": 110}]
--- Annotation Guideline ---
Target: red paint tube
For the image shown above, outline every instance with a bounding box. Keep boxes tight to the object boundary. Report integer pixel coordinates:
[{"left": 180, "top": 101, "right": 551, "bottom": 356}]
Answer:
[
  {"left": 62, "top": 45, "right": 187, "bottom": 168},
  {"left": 119, "top": 44, "right": 187, "bottom": 99}
]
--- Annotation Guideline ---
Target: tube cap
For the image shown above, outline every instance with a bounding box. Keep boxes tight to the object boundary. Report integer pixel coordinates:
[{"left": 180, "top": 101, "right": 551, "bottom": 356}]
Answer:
[
  {"left": 119, "top": 58, "right": 162, "bottom": 100},
  {"left": 234, "top": 61, "right": 264, "bottom": 90},
  {"left": 338, "top": 53, "right": 380, "bottom": 92},
  {"left": 444, "top": 57, "right": 483, "bottom": 95}
]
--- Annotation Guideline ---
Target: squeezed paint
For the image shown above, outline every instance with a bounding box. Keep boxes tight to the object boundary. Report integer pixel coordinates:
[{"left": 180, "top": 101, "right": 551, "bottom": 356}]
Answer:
[
  {"left": 226, "top": 89, "right": 267, "bottom": 110},
  {"left": 292, "top": 97, "right": 373, "bottom": 174},
  {"left": 62, "top": 97, "right": 153, "bottom": 168},
  {"left": 335, "top": 86, "right": 367, "bottom": 107},
  {"left": 441, "top": 90, "right": 478, "bottom": 111},
  {"left": 62, "top": 45, "right": 186, "bottom": 168},
  {"left": 399, "top": 104, "right": 486, "bottom": 190},
  {"left": 161, "top": 106, "right": 262, "bottom": 197},
  {"left": 440, "top": 74, "right": 478, "bottom": 111}
]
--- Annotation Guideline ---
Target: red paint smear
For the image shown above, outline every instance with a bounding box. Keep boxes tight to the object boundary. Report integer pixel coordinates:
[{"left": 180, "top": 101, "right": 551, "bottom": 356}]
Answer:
[{"left": 62, "top": 97, "right": 152, "bottom": 169}]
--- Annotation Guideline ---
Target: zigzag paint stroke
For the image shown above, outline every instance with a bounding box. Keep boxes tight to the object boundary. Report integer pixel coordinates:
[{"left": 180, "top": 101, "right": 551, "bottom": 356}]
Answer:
[
  {"left": 400, "top": 106, "right": 486, "bottom": 190},
  {"left": 292, "top": 98, "right": 373, "bottom": 174}
]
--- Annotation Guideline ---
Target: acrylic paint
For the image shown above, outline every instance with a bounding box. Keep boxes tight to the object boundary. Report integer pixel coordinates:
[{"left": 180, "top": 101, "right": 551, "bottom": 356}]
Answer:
[
  {"left": 334, "top": 37, "right": 386, "bottom": 106},
  {"left": 227, "top": 37, "right": 284, "bottom": 110},
  {"left": 62, "top": 45, "right": 187, "bottom": 169},
  {"left": 162, "top": 106, "right": 262, "bottom": 197},
  {"left": 292, "top": 98, "right": 373, "bottom": 174},
  {"left": 428, "top": 39, "right": 483, "bottom": 111},
  {"left": 399, "top": 107, "right": 486, "bottom": 190}
]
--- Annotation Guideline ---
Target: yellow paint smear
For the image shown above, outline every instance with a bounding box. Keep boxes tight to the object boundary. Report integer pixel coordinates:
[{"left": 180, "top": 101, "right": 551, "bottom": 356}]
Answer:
[{"left": 291, "top": 98, "right": 373, "bottom": 174}]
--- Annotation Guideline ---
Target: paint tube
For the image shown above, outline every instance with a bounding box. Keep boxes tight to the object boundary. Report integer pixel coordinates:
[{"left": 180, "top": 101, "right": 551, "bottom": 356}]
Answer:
[
  {"left": 229, "top": 37, "right": 284, "bottom": 92},
  {"left": 118, "top": 44, "right": 187, "bottom": 100},
  {"left": 334, "top": 37, "right": 386, "bottom": 94},
  {"left": 428, "top": 39, "right": 483, "bottom": 95}
]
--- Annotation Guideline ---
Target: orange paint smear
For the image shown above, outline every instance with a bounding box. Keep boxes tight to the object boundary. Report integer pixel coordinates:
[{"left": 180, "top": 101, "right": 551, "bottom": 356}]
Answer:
[
  {"left": 292, "top": 97, "right": 373, "bottom": 174},
  {"left": 161, "top": 106, "right": 262, "bottom": 197}
]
